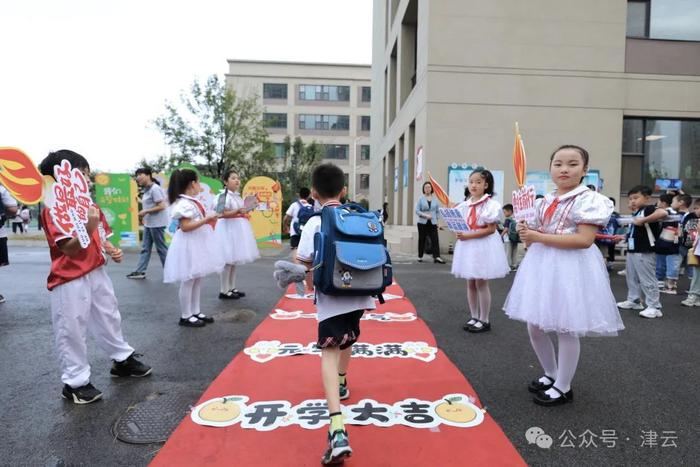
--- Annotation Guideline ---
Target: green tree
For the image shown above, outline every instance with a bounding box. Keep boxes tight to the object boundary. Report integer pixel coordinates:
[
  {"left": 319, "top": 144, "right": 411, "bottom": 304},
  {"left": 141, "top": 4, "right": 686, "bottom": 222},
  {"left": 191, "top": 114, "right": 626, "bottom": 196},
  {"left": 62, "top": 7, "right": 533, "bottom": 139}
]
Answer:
[
  {"left": 278, "top": 136, "right": 324, "bottom": 208},
  {"left": 151, "top": 75, "right": 275, "bottom": 181}
]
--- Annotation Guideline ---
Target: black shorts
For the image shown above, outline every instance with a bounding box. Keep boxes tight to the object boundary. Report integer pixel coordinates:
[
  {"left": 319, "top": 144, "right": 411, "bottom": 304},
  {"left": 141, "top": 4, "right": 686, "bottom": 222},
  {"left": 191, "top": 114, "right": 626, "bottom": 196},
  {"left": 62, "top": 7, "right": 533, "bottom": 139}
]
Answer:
[
  {"left": 0, "top": 237, "right": 8, "bottom": 267},
  {"left": 290, "top": 235, "right": 301, "bottom": 249},
  {"left": 317, "top": 310, "right": 364, "bottom": 350}
]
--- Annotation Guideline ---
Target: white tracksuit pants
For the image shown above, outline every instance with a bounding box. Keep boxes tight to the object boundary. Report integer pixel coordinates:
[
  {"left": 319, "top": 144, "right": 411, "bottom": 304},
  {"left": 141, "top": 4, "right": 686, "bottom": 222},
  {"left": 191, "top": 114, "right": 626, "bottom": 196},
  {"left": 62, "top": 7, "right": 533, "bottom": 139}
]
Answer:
[{"left": 50, "top": 266, "right": 134, "bottom": 388}]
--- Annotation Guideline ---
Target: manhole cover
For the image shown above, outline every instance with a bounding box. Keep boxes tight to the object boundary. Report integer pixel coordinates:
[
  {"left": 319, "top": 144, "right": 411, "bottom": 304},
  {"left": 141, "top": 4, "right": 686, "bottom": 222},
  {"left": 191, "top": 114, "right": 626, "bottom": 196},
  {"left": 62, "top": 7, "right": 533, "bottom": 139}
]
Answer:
[{"left": 113, "top": 391, "right": 200, "bottom": 444}]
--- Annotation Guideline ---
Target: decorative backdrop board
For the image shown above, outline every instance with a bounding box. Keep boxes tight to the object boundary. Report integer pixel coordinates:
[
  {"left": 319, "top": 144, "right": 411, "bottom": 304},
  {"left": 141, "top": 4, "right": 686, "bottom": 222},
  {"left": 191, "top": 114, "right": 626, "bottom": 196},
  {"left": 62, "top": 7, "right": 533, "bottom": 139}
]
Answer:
[{"left": 448, "top": 164, "right": 505, "bottom": 205}]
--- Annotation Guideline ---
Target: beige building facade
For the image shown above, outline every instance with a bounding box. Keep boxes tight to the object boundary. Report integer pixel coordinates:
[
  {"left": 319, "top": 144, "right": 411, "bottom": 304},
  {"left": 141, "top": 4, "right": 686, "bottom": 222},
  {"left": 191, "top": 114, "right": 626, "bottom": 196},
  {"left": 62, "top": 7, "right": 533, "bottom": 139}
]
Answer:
[
  {"left": 226, "top": 60, "right": 373, "bottom": 201},
  {"left": 371, "top": 0, "right": 700, "bottom": 253}
]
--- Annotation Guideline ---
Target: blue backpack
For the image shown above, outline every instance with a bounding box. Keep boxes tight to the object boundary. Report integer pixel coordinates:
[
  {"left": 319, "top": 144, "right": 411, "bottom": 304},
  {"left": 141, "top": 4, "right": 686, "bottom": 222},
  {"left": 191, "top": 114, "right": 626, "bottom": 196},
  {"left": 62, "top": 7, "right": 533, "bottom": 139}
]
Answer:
[
  {"left": 292, "top": 201, "right": 316, "bottom": 234},
  {"left": 312, "top": 203, "right": 392, "bottom": 300}
]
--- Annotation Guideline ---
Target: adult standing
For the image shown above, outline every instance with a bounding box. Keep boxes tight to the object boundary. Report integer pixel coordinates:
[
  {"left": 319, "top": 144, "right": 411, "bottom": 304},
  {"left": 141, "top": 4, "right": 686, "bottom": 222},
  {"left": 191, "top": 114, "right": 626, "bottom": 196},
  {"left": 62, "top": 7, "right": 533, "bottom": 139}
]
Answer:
[
  {"left": 0, "top": 184, "right": 18, "bottom": 302},
  {"left": 415, "top": 182, "right": 445, "bottom": 263},
  {"left": 127, "top": 168, "right": 169, "bottom": 279}
]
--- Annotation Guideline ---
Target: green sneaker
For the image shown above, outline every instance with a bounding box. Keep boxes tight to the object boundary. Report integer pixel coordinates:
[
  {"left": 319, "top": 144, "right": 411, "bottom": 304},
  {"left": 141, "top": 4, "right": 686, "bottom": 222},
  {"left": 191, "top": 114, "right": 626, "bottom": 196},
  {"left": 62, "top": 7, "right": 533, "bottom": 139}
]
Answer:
[
  {"left": 339, "top": 382, "right": 350, "bottom": 401},
  {"left": 321, "top": 429, "right": 352, "bottom": 465}
]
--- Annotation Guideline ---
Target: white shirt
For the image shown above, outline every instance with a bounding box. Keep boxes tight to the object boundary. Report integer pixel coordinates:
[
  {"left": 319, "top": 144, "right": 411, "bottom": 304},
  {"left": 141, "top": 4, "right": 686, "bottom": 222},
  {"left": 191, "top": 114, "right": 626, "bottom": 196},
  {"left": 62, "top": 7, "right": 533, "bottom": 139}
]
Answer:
[
  {"left": 0, "top": 186, "right": 18, "bottom": 238},
  {"left": 285, "top": 199, "right": 309, "bottom": 237},
  {"left": 297, "top": 214, "right": 376, "bottom": 322}
]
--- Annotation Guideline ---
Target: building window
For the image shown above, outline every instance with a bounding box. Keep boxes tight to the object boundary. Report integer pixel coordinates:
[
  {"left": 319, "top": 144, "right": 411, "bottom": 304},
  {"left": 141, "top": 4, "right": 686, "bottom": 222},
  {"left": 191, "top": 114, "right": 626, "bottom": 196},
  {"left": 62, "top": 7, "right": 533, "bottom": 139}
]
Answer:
[
  {"left": 360, "top": 145, "right": 370, "bottom": 161},
  {"left": 298, "top": 85, "right": 350, "bottom": 102},
  {"left": 323, "top": 144, "right": 349, "bottom": 160},
  {"left": 621, "top": 117, "right": 700, "bottom": 193},
  {"left": 361, "top": 116, "right": 371, "bottom": 132},
  {"left": 298, "top": 114, "right": 350, "bottom": 131},
  {"left": 626, "top": 0, "right": 700, "bottom": 41},
  {"left": 263, "top": 83, "right": 288, "bottom": 99},
  {"left": 360, "top": 174, "right": 370, "bottom": 190},
  {"left": 361, "top": 86, "right": 371, "bottom": 102},
  {"left": 263, "top": 113, "right": 287, "bottom": 129},
  {"left": 273, "top": 143, "right": 286, "bottom": 158}
]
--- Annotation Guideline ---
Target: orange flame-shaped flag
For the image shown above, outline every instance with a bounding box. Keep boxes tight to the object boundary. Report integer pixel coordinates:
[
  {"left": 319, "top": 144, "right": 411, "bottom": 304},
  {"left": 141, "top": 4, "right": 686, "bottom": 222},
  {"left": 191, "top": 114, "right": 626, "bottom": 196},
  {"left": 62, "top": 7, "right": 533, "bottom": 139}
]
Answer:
[
  {"left": 513, "top": 123, "right": 526, "bottom": 188},
  {"left": 0, "top": 148, "right": 43, "bottom": 204},
  {"left": 428, "top": 172, "right": 450, "bottom": 206}
]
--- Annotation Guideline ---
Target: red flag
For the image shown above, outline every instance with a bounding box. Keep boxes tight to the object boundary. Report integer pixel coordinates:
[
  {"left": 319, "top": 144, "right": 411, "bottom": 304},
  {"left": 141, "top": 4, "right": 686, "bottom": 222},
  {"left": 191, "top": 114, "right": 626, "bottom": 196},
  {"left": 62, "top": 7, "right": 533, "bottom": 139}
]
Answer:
[
  {"left": 513, "top": 123, "right": 526, "bottom": 188},
  {"left": 428, "top": 172, "right": 450, "bottom": 206}
]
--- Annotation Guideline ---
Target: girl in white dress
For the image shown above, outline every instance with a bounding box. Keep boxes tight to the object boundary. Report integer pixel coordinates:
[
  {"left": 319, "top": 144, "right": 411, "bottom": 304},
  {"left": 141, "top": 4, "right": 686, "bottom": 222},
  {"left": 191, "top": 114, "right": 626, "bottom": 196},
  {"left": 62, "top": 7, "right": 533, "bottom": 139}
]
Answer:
[
  {"left": 451, "top": 168, "right": 510, "bottom": 333},
  {"left": 504, "top": 145, "right": 624, "bottom": 406},
  {"left": 163, "top": 169, "right": 224, "bottom": 327},
  {"left": 214, "top": 170, "right": 260, "bottom": 299}
]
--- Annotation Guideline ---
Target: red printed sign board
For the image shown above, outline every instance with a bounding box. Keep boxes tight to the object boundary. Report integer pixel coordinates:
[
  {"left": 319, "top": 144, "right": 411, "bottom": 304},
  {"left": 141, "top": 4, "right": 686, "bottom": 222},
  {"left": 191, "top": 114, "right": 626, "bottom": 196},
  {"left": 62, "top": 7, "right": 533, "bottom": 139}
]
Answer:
[
  {"left": 49, "top": 160, "right": 92, "bottom": 248},
  {"left": 512, "top": 185, "right": 536, "bottom": 222}
]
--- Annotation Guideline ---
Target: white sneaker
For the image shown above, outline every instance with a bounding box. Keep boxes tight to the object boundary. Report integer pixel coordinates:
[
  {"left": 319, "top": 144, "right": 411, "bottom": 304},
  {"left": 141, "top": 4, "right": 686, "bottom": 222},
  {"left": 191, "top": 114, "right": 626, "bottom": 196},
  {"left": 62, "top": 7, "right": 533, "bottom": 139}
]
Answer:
[
  {"left": 617, "top": 270, "right": 626, "bottom": 276},
  {"left": 616, "top": 300, "right": 644, "bottom": 310},
  {"left": 681, "top": 296, "right": 700, "bottom": 307},
  {"left": 639, "top": 307, "right": 663, "bottom": 319},
  {"left": 657, "top": 281, "right": 666, "bottom": 289}
]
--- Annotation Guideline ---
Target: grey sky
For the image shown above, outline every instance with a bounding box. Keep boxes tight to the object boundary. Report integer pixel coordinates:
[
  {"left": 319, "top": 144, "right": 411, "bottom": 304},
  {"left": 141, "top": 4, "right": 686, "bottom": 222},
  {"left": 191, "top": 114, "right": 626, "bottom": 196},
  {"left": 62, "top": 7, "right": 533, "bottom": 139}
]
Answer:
[{"left": 0, "top": 0, "right": 372, "bottom": 172}]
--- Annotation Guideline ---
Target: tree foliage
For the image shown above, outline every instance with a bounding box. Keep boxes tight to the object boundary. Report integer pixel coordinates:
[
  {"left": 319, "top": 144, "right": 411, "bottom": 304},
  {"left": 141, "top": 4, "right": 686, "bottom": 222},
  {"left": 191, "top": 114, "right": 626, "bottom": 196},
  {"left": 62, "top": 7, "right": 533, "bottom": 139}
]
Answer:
[
  {"left": 278, "top": 136, "right": 324, "bottom": 208},
  {"left": 150, "top": 75, "right": 275, "bottom": 181}
]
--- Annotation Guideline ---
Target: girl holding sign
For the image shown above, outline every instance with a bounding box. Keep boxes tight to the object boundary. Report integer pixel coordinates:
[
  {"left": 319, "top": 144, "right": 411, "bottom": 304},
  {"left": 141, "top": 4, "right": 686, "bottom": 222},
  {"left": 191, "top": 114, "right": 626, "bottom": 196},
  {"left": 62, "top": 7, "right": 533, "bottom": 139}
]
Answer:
[
  {"left": 164, "top": 169, "right": 224, "bottom": 327},
  {"left": 451, "top": 168, "right": 510, "bottom": 333},
  {"left": 504, "top": 145, "right": 624, "bottom": 406},
  {"left": 214, "top": 170, "right": 260, "bottom": 299}
]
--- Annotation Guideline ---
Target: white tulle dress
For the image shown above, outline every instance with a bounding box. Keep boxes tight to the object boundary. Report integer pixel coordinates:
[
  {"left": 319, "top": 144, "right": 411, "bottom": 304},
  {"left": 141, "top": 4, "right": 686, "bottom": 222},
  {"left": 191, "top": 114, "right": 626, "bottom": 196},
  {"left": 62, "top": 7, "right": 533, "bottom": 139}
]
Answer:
[
  {"left": 503, "top": 185, "right": 625, "bottom": 337},
  {"left": 451, "top": 195, "right": 511, "bottom": 280},
  {"left": 213, "top": 191, "right": 260, "bottom": 265},
  {"left": 163, "top": 195, "right": 225, "bottom": 283}
]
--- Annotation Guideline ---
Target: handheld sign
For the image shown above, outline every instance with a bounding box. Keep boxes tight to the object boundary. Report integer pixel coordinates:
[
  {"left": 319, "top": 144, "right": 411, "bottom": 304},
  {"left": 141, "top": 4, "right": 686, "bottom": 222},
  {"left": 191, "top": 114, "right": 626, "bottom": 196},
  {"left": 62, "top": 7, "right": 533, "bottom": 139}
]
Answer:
[
  {"left": 511, "top": 123, "right": 537, "bottom": 222},
  {"left": 439, "top": 207, "right": 470, "bottom": 233},
  {"left": 47, "top": 159, "right": 92, "bottom": 248},
  {"left": 215, "top": 189, "right": 228, "bottom": 215},
  {"left": 0, "top": 147, "right": 43, "bottom": 204},
  {"left": 243, "top": 194, "right": 258, "bottom": 212},
  {"left": 428, "top": 172, "right": 450, "bottom": 206}
]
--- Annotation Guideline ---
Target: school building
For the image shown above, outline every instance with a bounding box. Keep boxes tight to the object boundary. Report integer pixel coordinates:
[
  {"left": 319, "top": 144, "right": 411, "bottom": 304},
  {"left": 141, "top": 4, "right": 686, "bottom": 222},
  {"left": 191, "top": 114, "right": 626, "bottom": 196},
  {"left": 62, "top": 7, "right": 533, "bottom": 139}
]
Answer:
[
  {"left": 371, "top": 0, "right": 700, "bottom": 254},
  {"left": 226, "top": 60, "right": 373, "bottom": 202}
]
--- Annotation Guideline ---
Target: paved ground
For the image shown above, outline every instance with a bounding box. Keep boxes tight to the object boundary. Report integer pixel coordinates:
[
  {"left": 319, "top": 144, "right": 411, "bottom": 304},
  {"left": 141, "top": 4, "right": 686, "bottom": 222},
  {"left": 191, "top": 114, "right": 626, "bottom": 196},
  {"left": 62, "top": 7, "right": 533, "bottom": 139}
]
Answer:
[{"left": 0, "top": 242, "right": 697, "bottom": 466}]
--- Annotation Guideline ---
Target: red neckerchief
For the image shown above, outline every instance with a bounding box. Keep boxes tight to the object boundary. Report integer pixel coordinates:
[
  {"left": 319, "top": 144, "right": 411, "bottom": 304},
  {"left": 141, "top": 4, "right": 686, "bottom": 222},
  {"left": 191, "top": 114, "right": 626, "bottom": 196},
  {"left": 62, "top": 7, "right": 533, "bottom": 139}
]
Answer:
[
  {"left": 467, "top": 195, "right": 490, "bottom": 230},
  {"left": 542, "top": 198, "right": 560, "bottom": 225}
]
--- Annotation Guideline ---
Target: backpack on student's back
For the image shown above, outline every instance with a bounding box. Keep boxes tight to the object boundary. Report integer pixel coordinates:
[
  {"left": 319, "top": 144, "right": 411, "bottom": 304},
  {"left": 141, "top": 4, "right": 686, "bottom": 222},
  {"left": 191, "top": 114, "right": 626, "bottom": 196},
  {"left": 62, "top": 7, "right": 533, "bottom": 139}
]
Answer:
[
  {"left": 312, "top": 203, "right": 392, "bottom": 300},
  {"left": 292, "top": 201, "right": 316, "bottom": 234},
  {"left": 507, "top": 218, "right": 520, "bottom": 243}
]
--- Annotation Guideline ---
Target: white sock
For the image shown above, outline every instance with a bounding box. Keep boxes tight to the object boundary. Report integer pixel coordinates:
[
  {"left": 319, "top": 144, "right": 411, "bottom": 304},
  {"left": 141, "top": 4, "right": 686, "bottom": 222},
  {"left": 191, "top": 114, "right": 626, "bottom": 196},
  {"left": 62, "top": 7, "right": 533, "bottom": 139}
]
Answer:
[
  {"left": 466, "top": 280, "right": 479, "bottom": 320},
  {"left": 228, "top": 265, "right": 237, "bottom": 291},
  {"left": 476, "top": 279, "right": 491, "bottom": 323},
  {"left": 179, "top": 279, "right": 195, "bottom": 319},
  {"left": 191, "top": 278, "right": 202, "bottom": 317},
  {"left": 544, "top": 333, "right": 580, "bottom": 398},
  {"left": 220, "top": 265, "right": 234, "bottom": 294},
  {"left": 527, "top": 323, "right": 557, "bottom": 380}
]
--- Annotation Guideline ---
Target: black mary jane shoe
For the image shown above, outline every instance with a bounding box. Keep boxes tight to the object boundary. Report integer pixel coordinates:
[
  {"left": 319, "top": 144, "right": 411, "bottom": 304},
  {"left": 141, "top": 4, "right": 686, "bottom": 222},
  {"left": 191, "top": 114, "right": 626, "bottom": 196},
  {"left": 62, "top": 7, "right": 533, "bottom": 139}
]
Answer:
[
  {"left": 194, "top": 313, "right": 214, "bottom": 323},
  {"left": 178, "top": 317, "right": 206, "bottom": 328},
  {"left": 462, "top": 318, "right": 478, "bottom": 331},
  {"left": 533, "top": 386, "right": 573, "bottom": 407},
  {"left": 528, "top": 375, "right": 555, "bottom": 393},
  {"left": 219, "top": 292, "right": 237, "bottom": 300},
  {"left": 230, "top": 289, "right": 245, "bottom": 298},
  {"left": 467, "top": 320, "right": 491, "bottom": 333}
]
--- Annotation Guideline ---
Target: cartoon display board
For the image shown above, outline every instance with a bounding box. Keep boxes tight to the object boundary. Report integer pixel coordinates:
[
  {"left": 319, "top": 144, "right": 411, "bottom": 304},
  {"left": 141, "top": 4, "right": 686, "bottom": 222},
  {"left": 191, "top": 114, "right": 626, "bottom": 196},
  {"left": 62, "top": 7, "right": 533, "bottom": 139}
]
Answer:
[
  {"left": 191, "top": 393, "right": 484, "bottom": 431},
  {"left": 93, "top": 173, "right": 139, "bottom": 247},
  {"left": 242, "top": 176, "right": 282, "bottom": 248}
]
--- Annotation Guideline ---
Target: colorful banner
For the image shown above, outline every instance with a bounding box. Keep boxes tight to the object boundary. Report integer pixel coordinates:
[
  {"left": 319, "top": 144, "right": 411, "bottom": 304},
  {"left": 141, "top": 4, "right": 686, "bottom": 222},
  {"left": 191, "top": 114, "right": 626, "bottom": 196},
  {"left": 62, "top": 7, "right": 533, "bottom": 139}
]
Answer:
[
  {"left": 93, "top": 173, "right": 139, "bottom": 248},
  {"left": 242, "top": 176, "right": 282, "bottom": 248}
]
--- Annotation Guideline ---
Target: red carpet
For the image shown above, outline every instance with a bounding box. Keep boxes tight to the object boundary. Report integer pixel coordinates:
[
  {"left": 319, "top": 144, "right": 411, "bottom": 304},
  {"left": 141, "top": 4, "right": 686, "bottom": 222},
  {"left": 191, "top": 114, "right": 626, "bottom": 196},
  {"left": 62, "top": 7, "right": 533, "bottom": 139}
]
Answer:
[{"left": 151, "top": 282, "right": 525, "bottom": 466}]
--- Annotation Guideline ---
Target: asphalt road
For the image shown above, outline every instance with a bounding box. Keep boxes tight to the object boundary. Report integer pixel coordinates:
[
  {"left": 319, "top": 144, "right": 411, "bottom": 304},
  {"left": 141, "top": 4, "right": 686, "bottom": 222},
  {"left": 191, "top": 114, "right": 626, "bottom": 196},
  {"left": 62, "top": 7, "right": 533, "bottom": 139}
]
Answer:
[{"left": 0, "top": 244, "right": 697, "bottom": 466}]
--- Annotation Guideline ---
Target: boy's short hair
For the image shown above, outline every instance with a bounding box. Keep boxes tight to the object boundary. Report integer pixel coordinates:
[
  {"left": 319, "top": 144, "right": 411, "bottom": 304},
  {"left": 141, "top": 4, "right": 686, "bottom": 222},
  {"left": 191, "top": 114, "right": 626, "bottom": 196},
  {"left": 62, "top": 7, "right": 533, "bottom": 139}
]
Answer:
[
  {"left": 299, "top": 187, "right": 311, "bottom": 199},
  {"left": 312, "top": 163, "right": 345, "bottom": 199},
  {"left": 39, "top": 150, "right": 90, "bottom": 179},
  {"left": 659, "top": 193, "right": 674, "bottom": 205},
  {"left": 693, "top": 198, "right": 700, "bottom": 206},
  {"left": 676, "top": 193, "right": 692, "bottom": 207},
  {"left": 503, "top": 203, "right": 513, "bottom": 211},
  {"left": 628, "top": 185, "right": 652, "bottom": 197}
]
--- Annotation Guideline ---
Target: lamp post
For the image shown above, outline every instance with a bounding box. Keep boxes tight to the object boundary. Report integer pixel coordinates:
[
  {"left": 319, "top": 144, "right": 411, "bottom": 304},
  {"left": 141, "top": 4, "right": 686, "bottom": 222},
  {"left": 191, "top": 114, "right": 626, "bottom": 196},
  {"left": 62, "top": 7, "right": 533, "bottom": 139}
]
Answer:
[{"left": 351, "top": 136, "right": 360, "bottom": 201}]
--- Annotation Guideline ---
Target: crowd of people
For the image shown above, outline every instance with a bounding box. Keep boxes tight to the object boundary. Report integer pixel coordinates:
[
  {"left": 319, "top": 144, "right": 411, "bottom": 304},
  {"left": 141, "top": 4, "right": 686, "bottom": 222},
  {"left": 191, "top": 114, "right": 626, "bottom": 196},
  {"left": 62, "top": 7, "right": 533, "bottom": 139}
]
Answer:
[{"left": 0, "top": 145, "right": 697, "bottom": 464}]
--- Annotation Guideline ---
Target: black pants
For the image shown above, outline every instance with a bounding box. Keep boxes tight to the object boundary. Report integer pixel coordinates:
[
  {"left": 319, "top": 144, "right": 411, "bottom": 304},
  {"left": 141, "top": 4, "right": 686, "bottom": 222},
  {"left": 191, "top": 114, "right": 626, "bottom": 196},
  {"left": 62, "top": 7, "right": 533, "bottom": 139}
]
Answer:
[
  {"left": 11, "top": 223, "right": 23, "bottom": 234},
  {"left": 417, "top": 222, "right": 440, "bottom": 258}
]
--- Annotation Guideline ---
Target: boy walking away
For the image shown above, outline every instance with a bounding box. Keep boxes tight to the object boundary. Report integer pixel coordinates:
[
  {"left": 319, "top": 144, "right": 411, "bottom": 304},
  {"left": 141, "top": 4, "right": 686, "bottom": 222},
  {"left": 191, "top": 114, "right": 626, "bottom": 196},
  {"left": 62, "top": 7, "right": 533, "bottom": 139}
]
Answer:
[
  {"left": 39, "top": 150, "right": 152, "bottom": 404},
  {"left": 295, "top": 164, "right": 377, "bottom": 464},
  {"left": 501, "top": 204, "right": 519, "bottom": 270},
  {"left": 284, "top": 187, "right": 312, "bottom": 250},
  {"left": 617, "top": 186, "right": 667, "bottom": 319},
  {"left": 674, "top": 194, "right": 696, "bottom": 281},
  {"left": 0, "top": 184, "right": 18, "bottom": 303},
  {"left": 681, "top": 198, "right": 700, "bottom": 307},
  {"left": 655, "top": 194, "right": 681, "bottom": 294}
]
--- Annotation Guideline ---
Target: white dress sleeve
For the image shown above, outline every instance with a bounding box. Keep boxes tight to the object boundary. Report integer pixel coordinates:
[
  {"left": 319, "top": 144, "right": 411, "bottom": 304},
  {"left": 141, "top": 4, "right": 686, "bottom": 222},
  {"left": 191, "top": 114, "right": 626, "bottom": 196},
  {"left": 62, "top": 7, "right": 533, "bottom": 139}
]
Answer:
[
  {"left": 572, "top": 191, "right": 613, "bottom": 226},
  {"left": 480, "top": 199, "right": 502, "bottom": 224},
  {"left": 171, "top": 200, "right": 197, "bottom": 220}
]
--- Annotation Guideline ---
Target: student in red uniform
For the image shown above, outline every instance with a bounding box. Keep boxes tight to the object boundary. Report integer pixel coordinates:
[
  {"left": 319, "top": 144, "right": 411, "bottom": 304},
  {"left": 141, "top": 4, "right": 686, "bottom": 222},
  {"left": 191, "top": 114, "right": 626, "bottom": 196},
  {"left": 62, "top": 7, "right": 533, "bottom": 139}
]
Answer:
[{"left": 39, "top": 150, "right": 152, "bottom": 405}]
